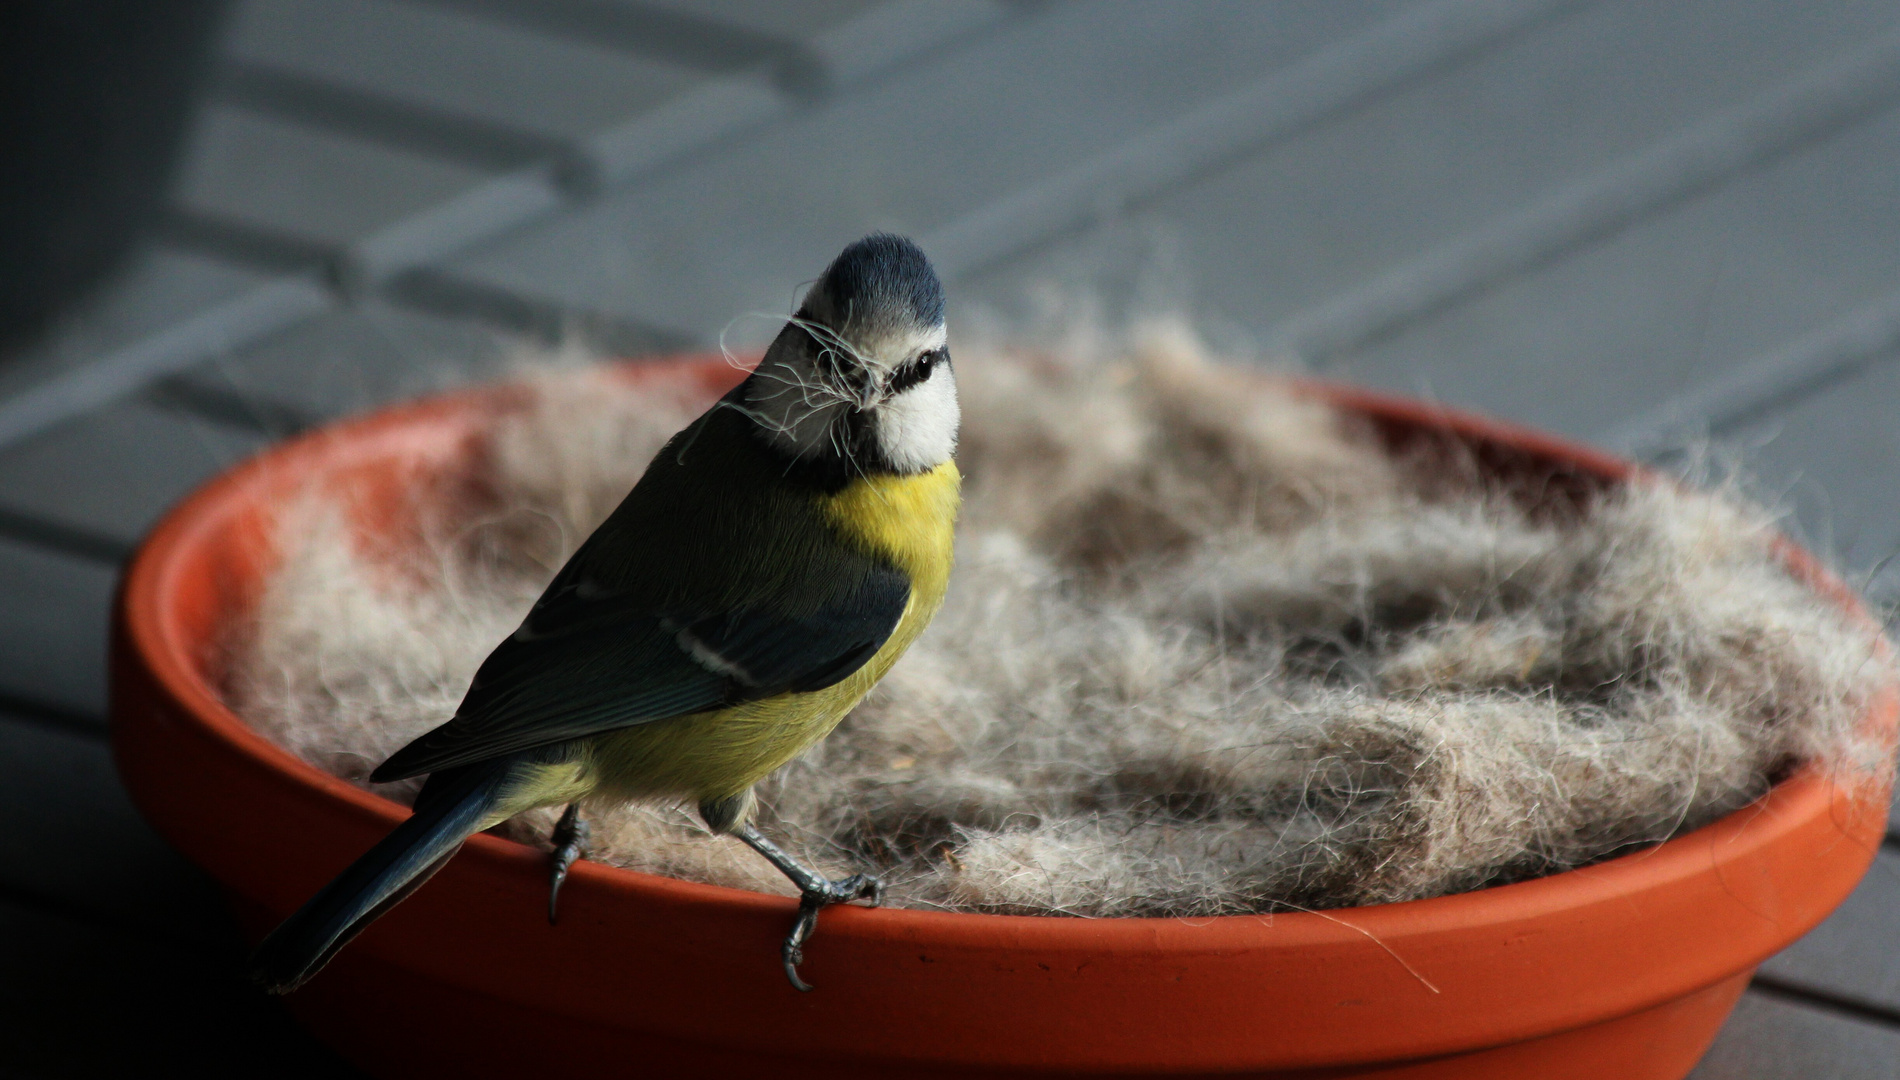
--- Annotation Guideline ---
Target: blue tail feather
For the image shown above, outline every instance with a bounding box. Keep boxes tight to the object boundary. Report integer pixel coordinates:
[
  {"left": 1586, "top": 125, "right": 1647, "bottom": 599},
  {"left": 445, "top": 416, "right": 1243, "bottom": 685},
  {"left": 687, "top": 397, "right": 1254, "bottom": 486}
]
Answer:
[{"left": 249, "top": 761, "right": 509, "bottom": 994}]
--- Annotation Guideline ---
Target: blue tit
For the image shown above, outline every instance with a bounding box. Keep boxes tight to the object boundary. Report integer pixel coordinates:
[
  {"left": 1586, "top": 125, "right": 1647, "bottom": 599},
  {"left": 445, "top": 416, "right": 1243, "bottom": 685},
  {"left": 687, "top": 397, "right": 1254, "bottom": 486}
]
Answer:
[{"left": 251, "top": 234, "right": 961, "bottom": 994}]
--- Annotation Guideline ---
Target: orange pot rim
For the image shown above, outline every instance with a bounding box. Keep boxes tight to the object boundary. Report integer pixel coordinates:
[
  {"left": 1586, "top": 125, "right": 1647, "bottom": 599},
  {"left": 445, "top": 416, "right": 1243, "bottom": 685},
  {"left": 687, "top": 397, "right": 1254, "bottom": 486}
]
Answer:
[{"left": 114, "top": 355, "right": 1899, "bottom": 1070}]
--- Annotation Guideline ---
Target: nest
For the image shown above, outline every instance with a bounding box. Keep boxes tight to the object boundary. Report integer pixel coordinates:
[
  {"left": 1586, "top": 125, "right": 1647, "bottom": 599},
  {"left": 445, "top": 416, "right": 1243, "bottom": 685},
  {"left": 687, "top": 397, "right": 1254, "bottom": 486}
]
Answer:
[{"left": 227, "top": 324, "right": 1895, "bottom": 916}]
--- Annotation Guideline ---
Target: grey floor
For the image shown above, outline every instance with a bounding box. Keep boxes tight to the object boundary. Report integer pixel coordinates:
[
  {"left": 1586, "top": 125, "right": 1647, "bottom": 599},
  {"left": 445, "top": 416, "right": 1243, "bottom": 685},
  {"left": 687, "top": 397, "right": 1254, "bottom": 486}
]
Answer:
[{"left": 3, "top": 1, "right": 1899, "bottom": 1075}]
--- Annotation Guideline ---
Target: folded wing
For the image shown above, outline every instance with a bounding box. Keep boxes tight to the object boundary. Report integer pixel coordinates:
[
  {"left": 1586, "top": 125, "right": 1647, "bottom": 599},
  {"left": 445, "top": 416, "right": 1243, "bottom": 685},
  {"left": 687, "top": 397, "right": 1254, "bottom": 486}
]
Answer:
[{"left": 371, "top": 559, "right": 910, "bottom": 782}]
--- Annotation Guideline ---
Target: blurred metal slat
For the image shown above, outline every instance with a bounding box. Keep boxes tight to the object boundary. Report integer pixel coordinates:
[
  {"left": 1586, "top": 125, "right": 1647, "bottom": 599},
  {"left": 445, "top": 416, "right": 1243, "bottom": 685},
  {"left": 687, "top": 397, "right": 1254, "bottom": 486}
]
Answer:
[
  {"left": 1605, "top": 286, "right": 1900, "bottom": 459},
  {"left": 0, "top": 1, "right": 1012, "bottom": 454},
  {"left": 380, "top": 266, "right": 694, "bottom": 352},
  {"left": 1270, "top": 30, "right": 1900, "bottom": 363},
  {"left": 347, "top": 168, "right": 568, "bottom": 285},
  {"left": 214, "top": 59, "right": 577, "bottom": 171},
  {"left": 1690, "top": 989, "right": 1900, "bottom": 1079},
  {"left": 158, "top": 207, "right": 343, "bottom": 276},
  {"left": 922, "top": 0, "right": 1596, "bottom": 282},
  {"left": 409, "top": 0, "right": 824, "bottom": 88},
  {"left": 0, "top": 542, "right": 115, "bottom": 718},
  {"left": 0, "top": 278, "right": 333, "bottom": 451},
  {"left": 583, "top": 0, "right": 1013, "bottom": 188}
]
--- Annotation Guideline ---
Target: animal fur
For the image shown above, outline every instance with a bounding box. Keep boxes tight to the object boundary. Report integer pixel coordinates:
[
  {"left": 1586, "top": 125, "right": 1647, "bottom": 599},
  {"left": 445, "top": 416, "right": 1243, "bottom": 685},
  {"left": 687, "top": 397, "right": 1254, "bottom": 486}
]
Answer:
[{"left": 227, "top": 324, "right": 1895, "bottom": 916}]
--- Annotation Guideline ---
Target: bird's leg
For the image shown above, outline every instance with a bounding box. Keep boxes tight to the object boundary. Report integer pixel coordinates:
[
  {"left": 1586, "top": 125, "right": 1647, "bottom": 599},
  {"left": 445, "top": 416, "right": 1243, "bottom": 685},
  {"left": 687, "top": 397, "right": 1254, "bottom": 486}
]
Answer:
[
  {"left": 547, "top": 803, "right": 590, "bottom": 924},
  {"left": 729, "top": 822, "right": 881, "bottom": 992}
]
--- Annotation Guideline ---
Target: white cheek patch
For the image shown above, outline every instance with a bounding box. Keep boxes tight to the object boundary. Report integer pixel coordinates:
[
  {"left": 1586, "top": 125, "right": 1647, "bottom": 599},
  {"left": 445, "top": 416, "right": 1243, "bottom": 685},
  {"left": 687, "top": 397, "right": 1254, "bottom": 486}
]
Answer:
[{"left": 873, "top": 364, "right": 960, "bottom": 472}]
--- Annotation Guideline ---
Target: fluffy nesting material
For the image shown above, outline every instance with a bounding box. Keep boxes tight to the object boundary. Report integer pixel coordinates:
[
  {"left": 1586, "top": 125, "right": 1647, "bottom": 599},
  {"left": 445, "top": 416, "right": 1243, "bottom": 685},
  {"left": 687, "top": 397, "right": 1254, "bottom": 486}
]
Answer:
[{"left": 227, "top": 327, "right": 1895, "bottom": 916}]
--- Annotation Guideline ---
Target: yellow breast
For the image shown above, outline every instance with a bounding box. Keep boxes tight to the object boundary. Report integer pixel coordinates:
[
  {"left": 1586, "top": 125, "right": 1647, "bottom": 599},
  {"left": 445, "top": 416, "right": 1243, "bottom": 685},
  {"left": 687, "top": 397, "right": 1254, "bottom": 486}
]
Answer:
[{"left": 819, "top": 460, "right": 961, "bottom": 612}]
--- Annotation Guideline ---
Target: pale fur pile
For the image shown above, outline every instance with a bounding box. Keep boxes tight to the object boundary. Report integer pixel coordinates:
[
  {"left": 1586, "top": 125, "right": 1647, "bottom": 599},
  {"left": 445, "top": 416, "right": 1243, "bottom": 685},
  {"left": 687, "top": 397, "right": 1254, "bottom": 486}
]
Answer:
[{"left": 227, "top": 326, "right": 1895, "bottom": 915}]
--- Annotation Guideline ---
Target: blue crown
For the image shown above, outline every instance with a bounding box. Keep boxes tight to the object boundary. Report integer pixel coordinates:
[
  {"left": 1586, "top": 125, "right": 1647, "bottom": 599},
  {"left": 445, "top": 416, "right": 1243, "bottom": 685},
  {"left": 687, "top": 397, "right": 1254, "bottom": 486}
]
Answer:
[{"left": 812, "top": 234, "right": 944, "bottom": 331}]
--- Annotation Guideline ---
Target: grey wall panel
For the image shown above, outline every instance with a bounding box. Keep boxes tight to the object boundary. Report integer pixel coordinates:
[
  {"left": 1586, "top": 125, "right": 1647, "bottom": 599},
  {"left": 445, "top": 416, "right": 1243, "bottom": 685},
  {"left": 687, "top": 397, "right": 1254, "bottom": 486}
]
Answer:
[
  {"left": 0, "top": 404, "right": 264, "bottom": 549},
  {"left": 956, "top": 0, "right": 1900, "bottom": 334},
  {"left": 176, "top": 108, "right": 486, "bottom": 248},
  {"left": 1691, "top": 989, "right": 1900, "bottom": 1079},
  {"left": 0, "top": 715, "right": 229, "bottom": 946},
  {"left": 639, "top": 0, "right": 885, "bottom": 39},
  {"left": 1321, "top": 105, "right": 1900, "bottom": 442},
  {"left": 190, "top": 303, "right": 518, "bottom": 421},
  {"left": 1722, "top": 350, "right": 1900, "bottom": 579},
  {"left": 1759, "top": 850, "right": 1900, "bottom": 1017},
  {"left": 442, "top": 0, "right": 1410, "bottom": 343},
  {"left": 0, "top": 542, "right": 115, "bottom": 718},
  {"left": 228, "top": 0, "right": 699, "bottom": 140},
  {"left": 0, "top": 251, "right": 265, "bottom": 403}
]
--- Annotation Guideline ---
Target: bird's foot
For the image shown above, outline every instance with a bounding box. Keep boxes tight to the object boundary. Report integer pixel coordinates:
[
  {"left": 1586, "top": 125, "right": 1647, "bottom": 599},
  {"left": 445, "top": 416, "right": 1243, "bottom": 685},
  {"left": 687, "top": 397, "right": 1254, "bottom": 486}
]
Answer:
[
  {"left": 725, "top": 820, "right": 881, "bottom": 991},
  {"left": 547, "top": 804, "right": 591, "bottom": 924},
  {"left": 782, "top": 873, "right": 881, "bottom": 992}
]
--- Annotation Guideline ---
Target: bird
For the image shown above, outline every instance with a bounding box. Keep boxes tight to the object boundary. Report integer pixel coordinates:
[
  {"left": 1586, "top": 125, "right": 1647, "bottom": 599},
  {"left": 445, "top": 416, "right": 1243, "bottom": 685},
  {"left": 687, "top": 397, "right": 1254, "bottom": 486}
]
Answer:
[{"left": 250, "top": 233, "right": 961, "bottom": 995}]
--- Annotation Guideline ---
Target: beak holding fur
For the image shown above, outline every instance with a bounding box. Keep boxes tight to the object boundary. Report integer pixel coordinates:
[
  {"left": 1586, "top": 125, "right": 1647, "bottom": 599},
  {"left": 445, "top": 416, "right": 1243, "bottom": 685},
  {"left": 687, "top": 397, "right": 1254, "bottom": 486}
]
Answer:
[{"left": 744, "top": 234, "right": 959, "bottom": 478}]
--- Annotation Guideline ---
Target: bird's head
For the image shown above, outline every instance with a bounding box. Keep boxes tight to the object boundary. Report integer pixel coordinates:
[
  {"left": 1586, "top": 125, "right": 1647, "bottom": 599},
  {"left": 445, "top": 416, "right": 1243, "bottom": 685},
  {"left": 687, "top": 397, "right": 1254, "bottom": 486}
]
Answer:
[{"left": 744, "top": 234, "right": 957, "bottom": 477}]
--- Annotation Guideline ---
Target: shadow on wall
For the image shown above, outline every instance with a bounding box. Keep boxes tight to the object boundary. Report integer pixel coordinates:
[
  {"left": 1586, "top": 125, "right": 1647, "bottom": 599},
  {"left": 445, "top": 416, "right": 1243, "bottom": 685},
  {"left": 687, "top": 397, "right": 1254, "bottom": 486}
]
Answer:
[{"left": 0, "top": 0, "right": 230, "bottom": 356}]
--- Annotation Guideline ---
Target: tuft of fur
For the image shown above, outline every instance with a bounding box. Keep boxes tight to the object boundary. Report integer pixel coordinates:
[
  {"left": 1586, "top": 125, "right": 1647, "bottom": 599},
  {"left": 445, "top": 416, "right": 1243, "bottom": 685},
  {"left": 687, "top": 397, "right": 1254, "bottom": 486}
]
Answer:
[{"left": 225, "top": 324, "right": 1896, "bottom": 917}]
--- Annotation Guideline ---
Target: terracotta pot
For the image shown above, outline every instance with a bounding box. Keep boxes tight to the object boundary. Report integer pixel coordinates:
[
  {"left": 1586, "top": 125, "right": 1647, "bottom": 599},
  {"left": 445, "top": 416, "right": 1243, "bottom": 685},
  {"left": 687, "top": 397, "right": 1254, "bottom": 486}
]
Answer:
[{"left": 111, "top": 357, "right": 1897, "bottom": 1079}]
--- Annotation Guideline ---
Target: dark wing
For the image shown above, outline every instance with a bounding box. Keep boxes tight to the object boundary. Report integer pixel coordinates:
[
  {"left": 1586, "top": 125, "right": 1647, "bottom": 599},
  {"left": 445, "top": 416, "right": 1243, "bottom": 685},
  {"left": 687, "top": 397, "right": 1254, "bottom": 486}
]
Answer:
[{"left": 371, "top": 563, "right": 911, "bottom": 781}]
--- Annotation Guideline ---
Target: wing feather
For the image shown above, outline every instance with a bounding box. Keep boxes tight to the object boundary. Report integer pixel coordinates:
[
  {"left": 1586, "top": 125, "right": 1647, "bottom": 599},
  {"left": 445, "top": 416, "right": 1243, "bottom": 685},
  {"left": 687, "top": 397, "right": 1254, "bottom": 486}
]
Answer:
[{"left": 371, "top": 563, "right": 910, "bottom": 781}]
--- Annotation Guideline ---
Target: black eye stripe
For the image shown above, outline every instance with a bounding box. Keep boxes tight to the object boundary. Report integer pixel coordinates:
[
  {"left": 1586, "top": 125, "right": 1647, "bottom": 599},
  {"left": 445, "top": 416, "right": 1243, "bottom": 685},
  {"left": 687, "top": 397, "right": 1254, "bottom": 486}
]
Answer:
[{"left": 887, "top": 348, "right": 946, "bottom": 394}]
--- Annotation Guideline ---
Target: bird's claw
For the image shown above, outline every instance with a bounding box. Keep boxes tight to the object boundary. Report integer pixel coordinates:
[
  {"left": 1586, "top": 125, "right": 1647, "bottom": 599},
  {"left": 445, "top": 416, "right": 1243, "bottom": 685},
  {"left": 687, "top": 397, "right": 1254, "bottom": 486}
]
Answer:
[
  {"left": 780, "top": 873, "right": 881, "bottom": 992},
  {"left": 547, "top": 805, "right": 591, "bottom": 925},
  {"left": 835, "top": 872, "right": 883, "bottom": 908}
]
